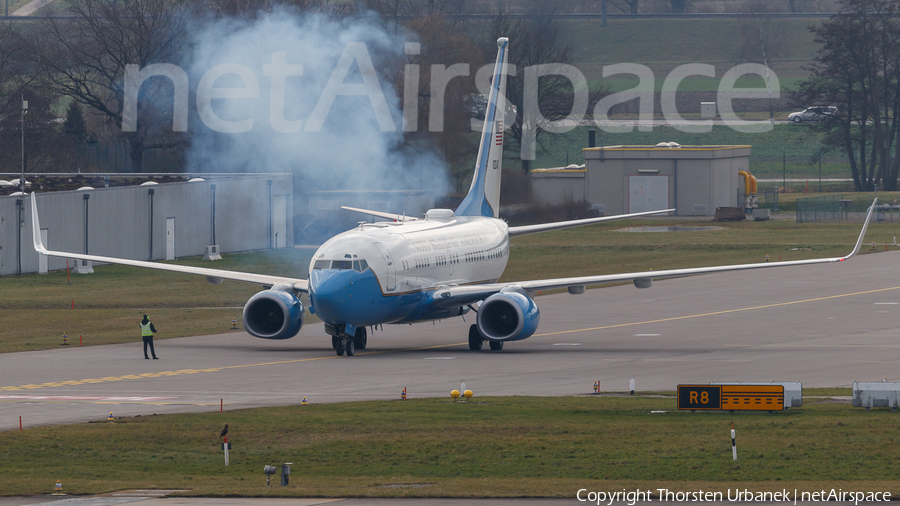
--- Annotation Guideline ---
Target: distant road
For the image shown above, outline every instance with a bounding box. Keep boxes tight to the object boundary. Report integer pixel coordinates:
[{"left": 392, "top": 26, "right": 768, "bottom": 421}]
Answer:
[{"left": 553, "top": 118, "right": 791, "bottom": 129}]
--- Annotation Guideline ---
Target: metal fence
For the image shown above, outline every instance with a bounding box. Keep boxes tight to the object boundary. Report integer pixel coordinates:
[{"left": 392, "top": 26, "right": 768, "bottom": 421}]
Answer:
[
  {"left": 739, "top": 188, "right": 780, "bottom": 211},
  {"left": 796, "top": 194, "right": 848, "bottom": 223}
]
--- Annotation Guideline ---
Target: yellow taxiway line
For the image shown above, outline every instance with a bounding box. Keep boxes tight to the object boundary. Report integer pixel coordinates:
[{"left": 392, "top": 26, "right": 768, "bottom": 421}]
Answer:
[{"left": 3, "top": 285, "right": 899, "bottom": 393}]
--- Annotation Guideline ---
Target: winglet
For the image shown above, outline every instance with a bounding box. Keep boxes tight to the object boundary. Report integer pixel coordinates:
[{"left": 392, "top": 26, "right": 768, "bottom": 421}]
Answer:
[
  {"left": 840, "top": 198, "right": 876, "bottom": 261},
  {"left": 30, "top": 193, "right": 48, "bottom": 255}
]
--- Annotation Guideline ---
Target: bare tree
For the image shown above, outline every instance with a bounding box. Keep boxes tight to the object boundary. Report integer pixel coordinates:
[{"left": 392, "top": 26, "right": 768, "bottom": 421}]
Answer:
[
  {"left": 365, "top": 0, "right": 470, "bottom": 33},
  {"left": 0, "top": 23, "right": 68, "bottom": 175},
  {"left": 792, "top": 0, "right": 900, "bottom": 191},
  {"left": 608, "top": 0, "right": 641, "bottom": 14},
  {"left": 669, "top": 0, "right": 688, "bottom": 13},
  {"left": 484, "top": 0, "right": 599, "bottom": 174},
  {"left": 738, "top": 0, "right": 787, "bottom": 125},
  {"left": 399, "top": 14, "right": 484, "bottom": 193},
  {"left": 26, "top": 0, "right": 191, "bottom": 173}
]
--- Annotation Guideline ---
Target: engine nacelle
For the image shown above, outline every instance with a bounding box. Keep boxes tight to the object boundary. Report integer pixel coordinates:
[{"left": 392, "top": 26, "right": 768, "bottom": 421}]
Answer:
[
  {"left": 476, "top": 291, "right": 540, "bottom": 342},
  {"left": 242, "top": 290, "right": 305, "bottom": 340}
]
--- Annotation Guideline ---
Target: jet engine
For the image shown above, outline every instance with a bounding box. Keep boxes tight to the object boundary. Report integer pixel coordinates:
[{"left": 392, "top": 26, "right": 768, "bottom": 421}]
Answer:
[
  {"left": 242, "top": 290, "right": 305, "bottom": 340},
  {"left": 476, "top": 291, "right": 540, "bottom": 342}
]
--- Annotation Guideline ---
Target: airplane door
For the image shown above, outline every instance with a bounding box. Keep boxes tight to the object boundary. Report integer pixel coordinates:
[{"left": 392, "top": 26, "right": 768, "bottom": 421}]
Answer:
[
  {"left": 273, "top": 194, "right": 287, "bottom": 248},
  {"left": 373, "top": 242, "right": 396, "bottom": 292},
  {"left": 166, "top": 217, "right": 175, "bottom": 260},
  {"left": 39, "top": 229, "right": 48, "bottom": 274}
]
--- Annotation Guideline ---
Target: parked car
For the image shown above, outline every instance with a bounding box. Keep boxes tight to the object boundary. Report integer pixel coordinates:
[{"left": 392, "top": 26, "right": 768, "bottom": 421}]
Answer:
[{"left": 788, "top": 106, "right": 838, "bottom": 123}]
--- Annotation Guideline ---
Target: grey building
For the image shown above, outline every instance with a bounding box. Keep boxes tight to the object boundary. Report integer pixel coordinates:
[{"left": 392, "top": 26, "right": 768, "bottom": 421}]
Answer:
[
  {"left": 0, "top": 174, "right": 292, "bottom": 276},
  {"left": 531, "top": 144, "right": 751, "bottom": 217}
]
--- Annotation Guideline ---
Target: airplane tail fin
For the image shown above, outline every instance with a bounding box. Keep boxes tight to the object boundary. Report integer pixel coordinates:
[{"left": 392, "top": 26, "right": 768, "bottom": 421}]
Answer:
[{"left": 456, "top": 37, "right": 508, "bottom": 218}]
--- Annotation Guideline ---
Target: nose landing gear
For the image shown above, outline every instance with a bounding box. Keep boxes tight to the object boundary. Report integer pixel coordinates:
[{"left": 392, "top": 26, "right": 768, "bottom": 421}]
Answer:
[{"left": 329, "top": 325, "right": 367, "bottom": 357}]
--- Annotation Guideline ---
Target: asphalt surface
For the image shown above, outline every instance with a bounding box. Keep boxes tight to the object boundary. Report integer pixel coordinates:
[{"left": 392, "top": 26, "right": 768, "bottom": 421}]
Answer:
[
  {"left": 2, "top": 249, "right": 899, "bottom": 430},
  {"left": 3, "top": 250, "right": 900, "bottom": 504}
]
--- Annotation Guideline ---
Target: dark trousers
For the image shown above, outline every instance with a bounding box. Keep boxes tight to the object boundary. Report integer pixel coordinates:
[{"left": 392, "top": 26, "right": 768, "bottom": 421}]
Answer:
[{"left": 142, "top": 336, "right": 157, "bottom": 358}]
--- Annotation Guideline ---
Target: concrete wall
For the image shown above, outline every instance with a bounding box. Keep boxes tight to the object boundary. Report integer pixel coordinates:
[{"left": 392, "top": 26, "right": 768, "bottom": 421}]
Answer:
[
  {"left": 530, "top": 168, "right": 586, "bottom": 206},
  {"left": 533, "top": 145, "right": 749, "bottom": 217},
  {"left": 0, "top": 174, "right": 292, "bottom": 276}
]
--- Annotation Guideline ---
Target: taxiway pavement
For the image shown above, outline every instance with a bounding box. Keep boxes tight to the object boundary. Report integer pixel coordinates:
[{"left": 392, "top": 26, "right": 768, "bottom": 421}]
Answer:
[{"left": 2, "top": 250, "right": 899, "bottom": 431}]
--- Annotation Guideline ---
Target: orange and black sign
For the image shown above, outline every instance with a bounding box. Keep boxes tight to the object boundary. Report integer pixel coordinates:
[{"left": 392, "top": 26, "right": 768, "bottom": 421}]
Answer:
[
  {"left": 721, "top": 385, "right": 784, "bottom": 411},
  {"left": 677, "top": 385, "right": 722, "bottom": 410},
  {"left": 678, "top": 384, "right": 785, "bottom": 411}
]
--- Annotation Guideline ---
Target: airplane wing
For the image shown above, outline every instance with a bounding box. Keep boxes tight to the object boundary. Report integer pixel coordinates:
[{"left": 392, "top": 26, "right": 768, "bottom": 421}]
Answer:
[
  {"left": 508, "top": 208, "right": 675, "bottom": 237},
  {"left": 29, "top": 193, "right": 308, "bottom": 292},
  {"left": 432, "top": 200, "right": 876, "bottom": 307},
  {"left": 341, "top": 206, "right": 421, "bottom": 222}
]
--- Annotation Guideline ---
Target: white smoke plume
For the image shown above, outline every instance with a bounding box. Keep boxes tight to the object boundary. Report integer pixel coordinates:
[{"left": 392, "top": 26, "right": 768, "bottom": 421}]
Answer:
[{"left": 185, "top": 10, "right": 449, "bottom": 195}]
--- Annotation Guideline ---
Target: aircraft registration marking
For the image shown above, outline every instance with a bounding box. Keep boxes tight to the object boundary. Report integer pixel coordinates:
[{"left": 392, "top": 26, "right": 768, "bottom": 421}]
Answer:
[{"left": 535, "top": 285, "right": 900, "bottom": 337}]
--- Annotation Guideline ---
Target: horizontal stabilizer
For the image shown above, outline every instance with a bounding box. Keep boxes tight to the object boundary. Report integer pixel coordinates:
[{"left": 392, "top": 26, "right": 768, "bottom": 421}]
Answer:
[{"left": 341, "top": 206, "right": 420, "bottom": 222}]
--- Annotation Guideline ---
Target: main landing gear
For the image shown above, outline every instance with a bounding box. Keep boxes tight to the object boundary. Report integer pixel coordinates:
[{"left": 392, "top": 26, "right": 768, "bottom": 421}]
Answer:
[
  {"left": 332, "top": 326, "right": 367, "bottom": 357},
  {"left": 468, "top": 324, "right": 503, "bottom": 351},
  {"left": 468, "top": 325, "right": 483, "bottom": 350}
]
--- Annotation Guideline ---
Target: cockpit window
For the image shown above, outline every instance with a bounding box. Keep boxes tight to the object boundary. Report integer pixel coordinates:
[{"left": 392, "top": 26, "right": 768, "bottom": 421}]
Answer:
[
  {"left": 332, "top": 260, "right": 353, "bottom": 270},
  {"left": 313, "top": 260, "right": 330, "bottom": 270},
  {"left": 352, "top": 259, "right": 369, "bottom": 272}
]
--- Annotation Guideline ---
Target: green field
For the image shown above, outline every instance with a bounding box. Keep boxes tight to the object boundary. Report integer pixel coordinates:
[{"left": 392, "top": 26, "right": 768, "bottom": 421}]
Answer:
[
  {"left": 3, "top": 205, "right": 898, "bottom": 354},
  {"left": 0, "top": 249, "right": 315, "bottom": 354},
  {"left": 1, "top": 396, "right": 898, "bottom": 497},
  {"left": 559, "top": 18, "right": 821, "bottom": 72},
  {"left": 596, "top": 76, "right": 805, "bottom": 93}
]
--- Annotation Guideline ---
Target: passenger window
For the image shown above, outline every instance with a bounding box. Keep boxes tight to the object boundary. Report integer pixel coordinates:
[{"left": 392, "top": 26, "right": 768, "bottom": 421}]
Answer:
[
  {"left": 332, "top": 260, "right": 352, "bottom": 270},
  {"left": 314, "top": 260, "right": 330, "bottom": 270}
]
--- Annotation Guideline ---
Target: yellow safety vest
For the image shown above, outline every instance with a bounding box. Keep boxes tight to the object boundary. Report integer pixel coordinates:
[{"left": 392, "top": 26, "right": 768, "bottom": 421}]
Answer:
[{"left": 141, "top": 322, "right": 153, "bottom": 337}]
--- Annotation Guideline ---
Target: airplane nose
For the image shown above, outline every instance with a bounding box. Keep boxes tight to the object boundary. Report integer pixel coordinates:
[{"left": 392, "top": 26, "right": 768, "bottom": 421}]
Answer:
[{"left": 309, "top": 270, "right": 355, "bottom": 324}]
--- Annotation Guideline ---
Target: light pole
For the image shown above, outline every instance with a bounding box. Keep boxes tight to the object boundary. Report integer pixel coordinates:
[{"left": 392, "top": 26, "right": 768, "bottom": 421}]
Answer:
[{"left": 21, "top": 95, "right": 27, "bottom": 193}]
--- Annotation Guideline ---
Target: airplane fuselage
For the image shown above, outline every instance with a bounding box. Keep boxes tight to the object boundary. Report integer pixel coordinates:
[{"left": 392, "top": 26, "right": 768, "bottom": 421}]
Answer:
[{"left": 308, "top": 213, "right": 509, "bottom": 327}]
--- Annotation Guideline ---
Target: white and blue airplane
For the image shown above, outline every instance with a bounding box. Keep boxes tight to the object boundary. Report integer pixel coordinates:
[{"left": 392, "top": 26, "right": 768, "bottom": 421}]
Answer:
[{"left": 30, "top": 37, "right": 875, "bottom": 356}]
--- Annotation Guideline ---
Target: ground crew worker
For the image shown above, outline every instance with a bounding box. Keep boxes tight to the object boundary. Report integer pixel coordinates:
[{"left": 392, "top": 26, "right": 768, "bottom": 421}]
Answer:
[{"left": 140, "top": 314, "right": 158, "bottom": 359}]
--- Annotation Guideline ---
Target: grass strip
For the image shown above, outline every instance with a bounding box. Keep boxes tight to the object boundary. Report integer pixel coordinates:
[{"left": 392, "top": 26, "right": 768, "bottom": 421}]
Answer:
[{"left": 1, "top": 396, "right": 897, "bottom": 497}]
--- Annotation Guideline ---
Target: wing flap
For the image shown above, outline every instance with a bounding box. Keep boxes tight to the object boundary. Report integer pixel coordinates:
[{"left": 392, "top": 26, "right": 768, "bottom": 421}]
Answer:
[
  {"left": 510, "top": 200, "right": 875, "bottom": 294},
  {"left": 431, "top": 284, "right": 507, "bottom": 309}
]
